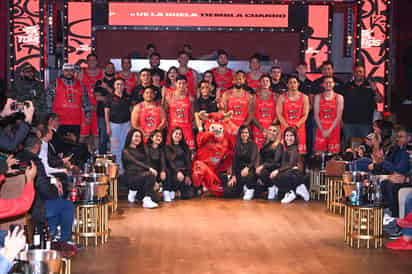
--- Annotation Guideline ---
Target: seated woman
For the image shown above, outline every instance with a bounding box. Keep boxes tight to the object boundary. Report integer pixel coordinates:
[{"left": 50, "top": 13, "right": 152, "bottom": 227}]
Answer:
[
  {"left": 255, "top": 123, "right": 282, "bottom": 200},
  {"left": 271, "top": 127, "right": 309, "bottom": 203},
  {"left": 227, "top": 126, "right": 258, "bottom": 200},
  {"left": 122, "top": 129, "right": 158, "bottom": 209},
  {"left": 164, "top": 127, "right": 193, "bottom": 202},
  {"left": 147, "top": 129, "right": 167, "bottom": 191}
]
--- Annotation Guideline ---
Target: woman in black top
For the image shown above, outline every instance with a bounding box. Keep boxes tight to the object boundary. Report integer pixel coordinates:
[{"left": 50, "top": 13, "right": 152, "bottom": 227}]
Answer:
[
  {"left": 255, "top": 123, "right": 282, "bottom": 200},
  {"left": 202, "top": 70, "right": 217, "bottom": 99},
  {"left": 122, "top": 128, "right": 158, "bottom": 208},
  {"left": 164, "top": 127, "right": 193, "bottom": 201},
  {"left": 227, "top": 126, "right": 258, "bottom": 199},
  {"left": 271, "top": 127, "right": 309, "bottom": 203},
  {"left": 147, "top": 129, "right": 167, "bottom": 187},
  {"left": 104, "top": 78, "right": 131, "bottom": 173},
  {"left": 194, "top": 80, "right": 218, "bottom": 132}
]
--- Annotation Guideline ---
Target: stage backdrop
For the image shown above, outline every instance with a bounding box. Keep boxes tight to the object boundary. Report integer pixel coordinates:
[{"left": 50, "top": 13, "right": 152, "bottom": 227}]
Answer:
[{"left": 95, "top": 30, "right": 300, "bottom": 72}]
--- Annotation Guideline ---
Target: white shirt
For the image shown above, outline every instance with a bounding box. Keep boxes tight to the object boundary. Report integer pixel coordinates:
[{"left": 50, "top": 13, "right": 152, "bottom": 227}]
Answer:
[{"left": 40, "top": 140, "right": 66, "bottom": 176}]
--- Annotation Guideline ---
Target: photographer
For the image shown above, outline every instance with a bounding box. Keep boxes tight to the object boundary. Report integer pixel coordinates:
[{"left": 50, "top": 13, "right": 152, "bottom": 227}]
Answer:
[
  {"left": 0, "top": 97, "right": 34, "bottom": 152},
  {"left": 0, "top": 159, "right": 37, "bottom": 219},
  {"left": 9, "top": 63, "right": 47, "bottom": 125},
  {"left": 15, "top": 134, "right": 74, "bottom": 246}
]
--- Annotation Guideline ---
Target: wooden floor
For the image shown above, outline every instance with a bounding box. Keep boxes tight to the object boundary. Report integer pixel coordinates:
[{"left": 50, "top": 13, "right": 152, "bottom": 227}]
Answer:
[{"left": 72, "top": 198, "right": 412, "bottom": 274}]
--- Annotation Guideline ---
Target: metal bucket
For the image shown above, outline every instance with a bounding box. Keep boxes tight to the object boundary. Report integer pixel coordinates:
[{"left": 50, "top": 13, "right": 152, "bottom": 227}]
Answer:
[
  {"left": 77, "top": 173, "right": 109, "bottom": 203},
  {"left": 18, "top": 249, "right": 62, "bottom": 274}
]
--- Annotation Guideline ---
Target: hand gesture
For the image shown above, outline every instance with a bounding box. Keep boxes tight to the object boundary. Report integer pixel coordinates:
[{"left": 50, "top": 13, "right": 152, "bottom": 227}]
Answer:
[
  {"left": 24, "top": 161, "right": 37, "bottom": 183},
  {"left": 270, "top": 169, "right": 279, "bottom": 179},
  {"left": 1, "top": 227, "right": 26, "bottom": 262},
  {"left": 240, "top": 167, "right": 249, "bottom": 177}
]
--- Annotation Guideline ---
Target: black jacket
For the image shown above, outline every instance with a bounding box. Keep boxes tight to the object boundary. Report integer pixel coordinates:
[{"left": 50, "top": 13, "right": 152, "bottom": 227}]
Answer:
[{"left": 15, "top": 150, "right": 59, "bottom": 224}]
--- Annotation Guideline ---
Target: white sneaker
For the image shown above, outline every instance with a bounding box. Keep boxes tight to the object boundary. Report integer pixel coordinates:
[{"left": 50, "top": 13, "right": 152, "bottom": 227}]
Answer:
[
  {"left": 281, "top": 191, "right": 297, "bottom": 204},
  {"left": 402, "top": 99, "right": 412, "bottom": 105},
  {"left": 243, "top": 187, "right": 255, "bottom": 200},
  {"left": 142, "top": 196, "right": 158, "bottom": 209},
  {"left": 163, "top": 191, "right": 172, "bottom": 202},
  {"left": 170, "top": 191, "right": 175, "bottom": 200},
  {"left": 267, "top": 185, "right": 278, "bottom": 200},
  {"left": 127, "top": 190, "right": 137, "bottom": 203},
  {"left": 383, "top": 214, "right": 395, "bottom": 226},
  {"left": 296, "top": 184, "right": 310, "bottom": 202}
]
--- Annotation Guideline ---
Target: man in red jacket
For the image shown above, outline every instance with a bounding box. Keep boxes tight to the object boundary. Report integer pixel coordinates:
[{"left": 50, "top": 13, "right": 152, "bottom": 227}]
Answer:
[{"left": 0, "top": 158, "right": 37, "bottom": 219}]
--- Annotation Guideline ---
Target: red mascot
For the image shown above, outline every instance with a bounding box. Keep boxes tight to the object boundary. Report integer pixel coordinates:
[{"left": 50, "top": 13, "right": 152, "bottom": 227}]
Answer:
[{"left": 192, "top": 111, "right": 233, "bottom": 197}]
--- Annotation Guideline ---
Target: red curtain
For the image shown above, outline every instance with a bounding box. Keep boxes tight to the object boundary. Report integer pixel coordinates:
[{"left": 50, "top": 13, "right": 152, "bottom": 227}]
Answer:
[{"left": 0, "top": 0, "right": 8, "bottom": 82}]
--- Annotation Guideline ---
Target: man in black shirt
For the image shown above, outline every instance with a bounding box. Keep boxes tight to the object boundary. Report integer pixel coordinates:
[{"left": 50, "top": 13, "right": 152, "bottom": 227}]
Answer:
[
  {"left": 94, "top": 62, "right": 115, "bottom": 154},
  {"left": 149, "top": 52, "right": 165, "bottom": 82},
  {"left": 312, "top": 61, "right": 344, "bottom": 95},
  {"left": 295, "top": 62, "right": 315, "bottom": 158},
  {"left": 342, "top": 64, "right": 382, "bottom": 147},
  {"left": 270, "top": 66, "right": 288, "bottom": 94},
  {"left": 132, "top": 68, "right": 161, "bottom": 104},
  {"left": 194, "top": 80, "right": 218, "bottom": 132}
]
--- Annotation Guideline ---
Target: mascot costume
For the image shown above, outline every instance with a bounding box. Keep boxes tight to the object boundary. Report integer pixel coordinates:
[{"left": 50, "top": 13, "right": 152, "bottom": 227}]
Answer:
[{"left": 192, "top": 111, "right": 234, "bottom": 197}]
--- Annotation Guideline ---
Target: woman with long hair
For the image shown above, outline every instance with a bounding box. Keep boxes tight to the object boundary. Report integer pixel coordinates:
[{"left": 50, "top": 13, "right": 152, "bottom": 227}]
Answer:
[
  {"left": 164, "top": 127, "right": 193, "bottom": 201},
  {"left": 255, "top": 123, "right": 282, "bottom": 200},
  {"left": 201, "top": 70, "right": 217, "bottom": 99},
  {"left": 227, "top": 125, "right": 258, "bottom": 200},
  {"left": 147, "top": 129, "right": 167, "bottom": 189},
  {"left": 161, "top": 66, "right": 178, "bottom": 106},
  {"left": 122, "top": 128, "right": 158, "bottom": 208},
  {"left": 271, "top": 127, "right": 309, "bottom": 203}
]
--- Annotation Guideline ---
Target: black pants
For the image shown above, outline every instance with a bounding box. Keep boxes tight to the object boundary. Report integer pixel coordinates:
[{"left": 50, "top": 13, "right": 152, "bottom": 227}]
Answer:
[
  {"left": 223, "top": 171, "right": 256, "bottom": 198},
  {"left": 381, "top": 180, "right": 412, "bottom": 217},
  {"left": 164, "top": 170, "right": 193, "bottom": 199},
  {"left": 272, "top": 169, "right": 303, "bottom": 198},
  {"left": 58, "top": 125, "right": 80, "bottom": 140},
  {"left": 127, "top": 172, "right": 155, "bottom": 198}
]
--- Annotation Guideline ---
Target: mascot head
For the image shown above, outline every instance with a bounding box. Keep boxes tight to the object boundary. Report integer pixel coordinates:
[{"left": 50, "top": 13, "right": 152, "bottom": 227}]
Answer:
[{"left": 199, "top": 111, "right": 232, "bottom": 138}]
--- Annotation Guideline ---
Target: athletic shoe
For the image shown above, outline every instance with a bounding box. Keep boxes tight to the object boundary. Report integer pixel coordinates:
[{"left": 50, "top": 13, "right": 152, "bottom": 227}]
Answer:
[
  {"left": 243, "top": 188, "right": 255, "bottom": 200},
  {"left": 127, "top": 190, "right": 137, "bottom": 203},
  {"left": 142, "top": 197, "right": 158, "bottom": 209},
  {"left": 281, "top": 191, "right": 297, "bottom": 204},
  {"left": 402, "top": 99, "right": 412, "bottom": 105},
  {"left": 267, "top": 185, "right": 278, "bottom": 200},
  {"left": 386, "top": 237, "right": 412, "bottom": 250},
  {"left": 170, "top": 191, "right": 175, "bottom": 200},
  {"left": 296, "top": 184, "right": 310, "bottom": 201},
  {"left": 163, "top": 191, "right": 172, "bottom": 202},
  {"left": 384, "top": 214, "right": 396, "bottom": 226}
]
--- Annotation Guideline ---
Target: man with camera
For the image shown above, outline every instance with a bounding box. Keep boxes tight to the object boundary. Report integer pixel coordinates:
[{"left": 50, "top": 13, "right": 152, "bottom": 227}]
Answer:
[
  {"left": 9, "top": 63, "right": 46, "bottom": 125},
  {"left": 0, "top": 97, "right": 34, "bottom": 153},
  {"left": 15, "top": 134, "right": 75, "bottom": 249}
]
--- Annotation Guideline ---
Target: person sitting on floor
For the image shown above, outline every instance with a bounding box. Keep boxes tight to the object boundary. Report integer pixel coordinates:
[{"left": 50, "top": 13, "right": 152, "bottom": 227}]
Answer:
[
  {"left": 122, "top": 128, "right": 158, "bottom": 208},
  {"left": 164, "top": 127, "right": 194, "bottom": 201},
  {"left": 271, "top": 127, "right": 310, "bottom": 203},
  {"left": 255, "top": 123, "right": 282, "bottom": 200},
  {"left": 227, "top": 125, "right": 258, "bottom": 200}
]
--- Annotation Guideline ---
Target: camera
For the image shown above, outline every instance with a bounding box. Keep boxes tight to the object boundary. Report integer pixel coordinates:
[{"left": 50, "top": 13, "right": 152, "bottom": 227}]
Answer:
[
  {"left": 11, "top": 161, "right": 31, "bottom": 171},
  {"left": 10, "top": 101, "right": 29, "bottom": 112}
]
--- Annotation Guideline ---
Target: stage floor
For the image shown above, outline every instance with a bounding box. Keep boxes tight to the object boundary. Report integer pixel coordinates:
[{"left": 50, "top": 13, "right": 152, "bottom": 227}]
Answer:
[{"left": 72, "top": 198, "right": 412, "bottom": 274}]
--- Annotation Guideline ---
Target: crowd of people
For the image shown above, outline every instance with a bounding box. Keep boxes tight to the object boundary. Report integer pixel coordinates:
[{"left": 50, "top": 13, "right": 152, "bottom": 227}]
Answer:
[{"left": 0, "top": 44, "right": 412, "bottom": 270}]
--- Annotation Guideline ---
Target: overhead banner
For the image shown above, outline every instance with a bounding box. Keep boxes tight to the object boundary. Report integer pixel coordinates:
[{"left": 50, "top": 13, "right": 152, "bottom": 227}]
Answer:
[
  {"left": 10, "top": 0, "right": 43, "bottom": 76},
  {"left": 67, "top": 1, "right": 92, "bottom": 68},
  {"left": 109, "top": 3, "right": 289, "bottom": 28}
]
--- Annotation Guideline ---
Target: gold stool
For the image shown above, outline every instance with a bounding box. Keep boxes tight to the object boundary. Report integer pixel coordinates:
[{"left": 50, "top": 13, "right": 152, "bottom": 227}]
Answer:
[
  {"left": 309, "top": 169, "right": 327, "bottom": 200},
  {"left": 326, "top": 176, "right": 344, "bottom": 215},
  {"left": 344, "top": 204, "right": 383, "bottom": 248},
  {"left": 74, "top": 202, "right": 109, "bottom": 247},
  {"left": 107, "top": 163, "right": 119, "bottom": 215},
  {"left": 61, "top": 258, "right": 71, "bottom": 274}
]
